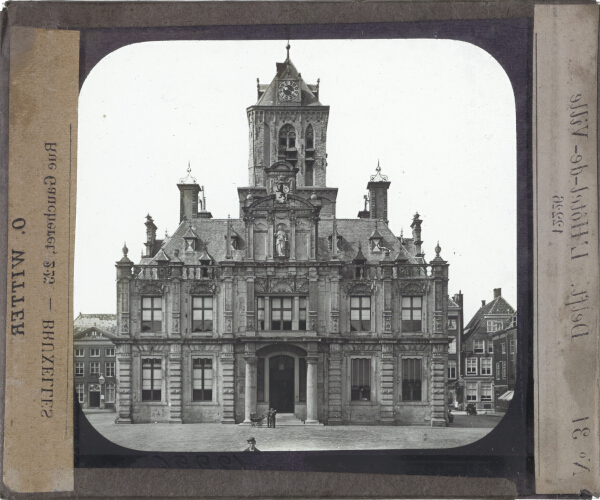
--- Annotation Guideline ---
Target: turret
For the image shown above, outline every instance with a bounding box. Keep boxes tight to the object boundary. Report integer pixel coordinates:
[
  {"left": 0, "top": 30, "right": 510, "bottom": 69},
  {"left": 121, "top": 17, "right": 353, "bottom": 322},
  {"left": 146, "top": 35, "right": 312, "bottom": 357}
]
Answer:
[{"left": 411, "top": 212, "right": 423, "bottom": 257}]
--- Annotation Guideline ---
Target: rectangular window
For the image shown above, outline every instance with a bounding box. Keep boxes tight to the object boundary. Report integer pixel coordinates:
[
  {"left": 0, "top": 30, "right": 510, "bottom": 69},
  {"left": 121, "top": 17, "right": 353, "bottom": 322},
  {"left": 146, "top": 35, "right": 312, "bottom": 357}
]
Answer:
[
  {"left": 401, "top": 296, "right": 422, "bottom": 332},
  {"left": 496, "top": 362, "right": 501, "bottom": 380},
  {"left": 447, "top": 318, "right": 457, "bottom": 330},
  {"left": 481, "top": 383, "right": 492, "bottom": 402},
  {"left": 510, "top": 339, "right": 515, "bottom": 354},
  {"left": 257, "top": 297, "right": 265, "bottom": 330},
  {"left": 90, "top": 348, "right": 100, "bottom": 357},
  {"left": 299, "top": 357, "right": 307, "bottom": 402},
  {"left": 488, "top": 343, "right": 494, "bottom": 354},
  {"left": 473, "top": 340, "right": 484, "bottom": 353},
  {"left": 257, "top": 358, "right": 265, "bottom": 402},
  {"left": 480, "top": 358, "right": 492, "bottom": 375},
  {"left": 105, "top": 383, "right": 116, "bottom": 403},
  {"left": 142, "top": 358, "right": 162, "bottom": 401},
  {"left": 402, "top": 358, "right": 422, "bottom": 401},
  {"left": 448, "top": 338, "right": 456, "bottom": 354},
  {"left": 351, "top": 358, "right": 371, "bottom": 401},
  {"left": 192, "top": 358, "right": 213, "bottom": 402},
  {"left": 448, "top": 360, "right": 457, "bottom": 380},
  {"left": 466, "top": 382, "right": 477, "bottom": 401},
  {"left": 90, "top": 362, "right": 100, "bottom": 375},
  {"left": 350, "top": 296, "right": 371, "bottom": 332},
  {"left": 502, "top": 361, "right": 507, "bottom": 379},
  {"left": 105, "top": 362, "right": 115, "bottom": 378},
  {"left": 192, "top": 296, "right": 213, "bottom": 332},
  {"left": 142, "top": 297, "right": 162, "bottom": 332},
  {"left": 271, "top": 297, "right": 293, "bottom": 330},
  {"left": 76, "top": 383, "right": 85, "bottom": 403},
  {"left": 487, "top": 320, "right": 501, "bottom": 332},
  {"left": 467, "top": 358, "right": 477, "bottom": 375},
  {"left": 502, "top": 343, "right": 506, "bottom": 354},
  {"left": 105, "top": 348, "right": 115, "bottom": 357},
  {"left": 75, "top": 348, "right": 84, "bottom": 357},
  {"left": 299, "top": 297, "right": 307, "bottom": 331},
  {"left": 75, "top": 362, "right": 84, "bottom": 377}
]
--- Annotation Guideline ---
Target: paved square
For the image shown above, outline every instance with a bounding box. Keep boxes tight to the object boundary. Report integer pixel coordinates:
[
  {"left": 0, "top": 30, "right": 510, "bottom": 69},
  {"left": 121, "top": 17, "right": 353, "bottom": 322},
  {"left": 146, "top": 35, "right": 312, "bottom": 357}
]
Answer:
[{"left": 84, "top": 412, "right": 499, "bottom": 452}]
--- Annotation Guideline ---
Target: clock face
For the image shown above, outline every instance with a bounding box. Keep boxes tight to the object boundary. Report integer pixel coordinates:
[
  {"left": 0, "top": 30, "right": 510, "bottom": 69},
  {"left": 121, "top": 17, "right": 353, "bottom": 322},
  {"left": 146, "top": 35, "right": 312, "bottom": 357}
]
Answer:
[{"left": 278, "top": 80, "right": 300, "bottom": 101}]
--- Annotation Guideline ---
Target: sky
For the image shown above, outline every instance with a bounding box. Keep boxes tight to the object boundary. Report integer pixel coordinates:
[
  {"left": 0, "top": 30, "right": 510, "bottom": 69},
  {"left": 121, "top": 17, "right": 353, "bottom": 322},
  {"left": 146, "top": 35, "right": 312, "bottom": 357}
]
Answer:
[{"left": 75, "top": 39, "right": 517, "bottom": 322}]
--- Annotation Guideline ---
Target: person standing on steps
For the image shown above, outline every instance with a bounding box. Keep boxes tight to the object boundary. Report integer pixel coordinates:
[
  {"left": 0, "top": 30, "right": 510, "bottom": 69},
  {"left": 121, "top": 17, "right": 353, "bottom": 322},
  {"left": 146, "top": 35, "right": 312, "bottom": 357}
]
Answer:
[{"left": 267, "top": 408, "right": 273, "bottom": 428}]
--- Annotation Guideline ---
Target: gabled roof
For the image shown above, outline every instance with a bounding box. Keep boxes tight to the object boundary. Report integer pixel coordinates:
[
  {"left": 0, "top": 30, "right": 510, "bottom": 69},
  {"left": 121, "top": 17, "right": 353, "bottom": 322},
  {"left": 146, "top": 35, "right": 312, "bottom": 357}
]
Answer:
[
  {"left": 73, "top": 326, "right": 117, "bottom": 341},
  {"left": 254, "top": 56, "right": 322, "bottom": 107},
  {"left": 464, "top": 295, "right": 516, "bottom": 339},
  {"left": 448, "top": 296, "right": 461, "bottom": 309},
  {"left": 73, "top": 313, "right": 117, "bottom": 334}
]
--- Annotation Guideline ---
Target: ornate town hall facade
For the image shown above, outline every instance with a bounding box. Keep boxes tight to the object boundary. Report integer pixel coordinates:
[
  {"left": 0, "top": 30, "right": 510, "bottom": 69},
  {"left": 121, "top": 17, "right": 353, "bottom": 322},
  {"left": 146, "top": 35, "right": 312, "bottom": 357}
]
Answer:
[{"left": 114, "top": 48, "right": 451, "bottom": 426}]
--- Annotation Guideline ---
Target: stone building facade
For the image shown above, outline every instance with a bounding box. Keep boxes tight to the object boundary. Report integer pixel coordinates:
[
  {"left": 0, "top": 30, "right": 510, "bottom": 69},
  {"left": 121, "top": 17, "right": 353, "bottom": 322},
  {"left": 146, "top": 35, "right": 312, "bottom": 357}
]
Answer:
[{"left": 113, "top": 48, "right": 451, "bottom": 426}]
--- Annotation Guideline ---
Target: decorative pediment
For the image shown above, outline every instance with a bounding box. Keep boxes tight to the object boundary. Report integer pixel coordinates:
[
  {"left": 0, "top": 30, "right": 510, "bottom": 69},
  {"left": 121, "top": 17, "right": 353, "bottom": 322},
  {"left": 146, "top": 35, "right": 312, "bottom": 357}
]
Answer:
[
  {"left": 254, "top": 276, "right": 309, "bottom": 293},
  {"left": 397, "top": 280, "right": 427, "bottom": 295},
  {"left": 344, "top": 279, "right": 375, "bottom": 296},
  {"left": 137, "top": 282, "right": 165, "bottom": 295},
  {"left": 189, "top": 281, "right": 219, "bottom": 295}
]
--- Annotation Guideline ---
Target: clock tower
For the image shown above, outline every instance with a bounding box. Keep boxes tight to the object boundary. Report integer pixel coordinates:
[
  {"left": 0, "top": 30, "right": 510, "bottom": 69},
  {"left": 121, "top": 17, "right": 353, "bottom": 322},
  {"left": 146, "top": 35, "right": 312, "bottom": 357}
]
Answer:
[{"left": 246, "top": 44, "right": 331, "bottom": 193}]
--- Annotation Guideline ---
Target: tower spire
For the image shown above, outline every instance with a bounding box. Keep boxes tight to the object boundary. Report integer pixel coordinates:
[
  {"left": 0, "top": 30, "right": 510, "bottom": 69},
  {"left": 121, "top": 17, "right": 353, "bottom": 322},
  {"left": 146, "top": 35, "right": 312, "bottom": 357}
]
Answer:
[{"left": 286, "top": 41, "right": 290, "bottom": 60}]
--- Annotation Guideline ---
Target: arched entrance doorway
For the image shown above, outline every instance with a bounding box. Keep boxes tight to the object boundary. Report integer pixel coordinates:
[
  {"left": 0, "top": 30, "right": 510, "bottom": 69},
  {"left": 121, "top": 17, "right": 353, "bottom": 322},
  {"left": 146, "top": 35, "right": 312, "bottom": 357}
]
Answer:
[{"left": 269, "top": 355, "right": 295, "bottom": 413}]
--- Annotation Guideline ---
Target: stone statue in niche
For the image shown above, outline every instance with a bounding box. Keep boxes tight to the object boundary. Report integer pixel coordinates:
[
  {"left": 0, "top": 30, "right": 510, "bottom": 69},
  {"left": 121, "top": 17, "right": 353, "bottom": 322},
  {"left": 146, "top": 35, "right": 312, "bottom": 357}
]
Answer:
[{"left": 275, "top": 224, "right": 287, "bottom": 257}]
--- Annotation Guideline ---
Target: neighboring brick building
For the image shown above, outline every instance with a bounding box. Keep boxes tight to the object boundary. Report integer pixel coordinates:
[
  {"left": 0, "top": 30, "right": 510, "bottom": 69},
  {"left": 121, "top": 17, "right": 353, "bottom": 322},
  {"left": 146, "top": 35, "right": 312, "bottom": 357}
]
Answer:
[
  {"left": 113, "top": 47, "right": 452, "bottom": 426},
  {"left": 74, "top": 327, "right": 118, "bottom": 410},
  {"left": 446, "top": 292, "right": 464, "bottom": 407},
  {"left": 462, "top": 288, "right": 515, "bottom": 411},
  {"left": 492, "top": 311, "right": 517, "bottom": 411}
]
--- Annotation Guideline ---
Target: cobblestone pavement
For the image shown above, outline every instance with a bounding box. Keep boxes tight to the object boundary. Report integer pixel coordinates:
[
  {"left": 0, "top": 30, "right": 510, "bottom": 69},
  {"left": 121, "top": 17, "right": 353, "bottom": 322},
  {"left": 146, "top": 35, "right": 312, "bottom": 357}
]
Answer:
[{"left": 84, "top": 412, "right": 499, "bottom": 452}]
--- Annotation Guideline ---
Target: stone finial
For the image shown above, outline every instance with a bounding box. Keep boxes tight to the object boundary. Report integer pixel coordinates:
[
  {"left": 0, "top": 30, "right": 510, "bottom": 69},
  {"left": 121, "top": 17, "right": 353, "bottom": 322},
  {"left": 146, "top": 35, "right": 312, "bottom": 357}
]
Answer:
[
  {"left": 179, "top": 162, "right": 197, "bottom": 184},
  {"left": 369, "top": 160, "right": 389, "bottom": 182},
  {"left": 413, "top": 212, "right": 420, "bottom": 220},
  {"left": 435, "top": 241, "right": 441, "bottom": 256},
  {"left": 286, "top": 41, "right": 291, "bottom": 59},
  {"left": 122, "top": 242, "right": 128, "bottom": 257}
]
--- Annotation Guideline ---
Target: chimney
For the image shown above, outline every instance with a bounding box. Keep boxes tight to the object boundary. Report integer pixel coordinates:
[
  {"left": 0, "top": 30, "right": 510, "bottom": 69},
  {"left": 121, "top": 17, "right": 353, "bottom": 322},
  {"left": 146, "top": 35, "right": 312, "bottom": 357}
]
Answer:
[
  {"left": 367, "top": 161, "right": 391, "bottom": 223},
  {"left": 178, "top": 182, "right": 201, "bottom": 222},
  {"left": 196, "top": 186, "right": 213, "bottom": 219},
  {"left": 144, "top": 215, "right": 157, "bottom": 257},
  {"left": 411, "top": 212, "right": 423, "bottom": 257},
  {"left": 481, "top": 300, "right": 486, "bottom": 307},
  {"left": 494, "top": 288, "right": 502, "bottom": 298}
]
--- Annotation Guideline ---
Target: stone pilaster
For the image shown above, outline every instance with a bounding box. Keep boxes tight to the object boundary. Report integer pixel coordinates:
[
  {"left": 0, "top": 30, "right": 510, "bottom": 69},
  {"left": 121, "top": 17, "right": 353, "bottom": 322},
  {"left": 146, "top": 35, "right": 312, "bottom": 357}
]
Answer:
[
  {"left": 380, "top": 343, "right": 395, "bottom": 425},
  {"left": 221, "top": 343, "right": 236, "bottom": 424},
  {"left": 308, "top": 267, "right": 318, "bottom": 332},
  {"left": 430, "top": 344, "right": 448, "bottom": 427},
  {"left": 246, "top": 276, "right": 255, "bottom": 336},
  {"left": 290, "top": 212, "right": 296, "bottom": 260},
  {"left": 327, "top": 343, "right": 343, "bottom": 425},
  {"left": 115, "top": 343, "right": 132, "bottom": 424},
  {"left": 222, "top": 263, "right": 234, "bottom": 338},
  {"left": 329, "top": 263, "right": 341, "bottom": 334},
  {"left": 168, "top": 344, "right": 183, "bottom": 423},
  {"left": 267, "top": 210, "right": 274, "bottom": 261},
  {"left": 171, "top": 279, "right": 181, "bottom": 338}
]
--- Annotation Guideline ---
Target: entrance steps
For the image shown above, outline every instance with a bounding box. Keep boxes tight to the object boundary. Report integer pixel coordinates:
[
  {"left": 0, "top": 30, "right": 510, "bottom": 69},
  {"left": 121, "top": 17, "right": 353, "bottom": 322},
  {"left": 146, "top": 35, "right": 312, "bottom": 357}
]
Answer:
[{"left": 276, "top": 413, "right": 323, "bottom": 426}]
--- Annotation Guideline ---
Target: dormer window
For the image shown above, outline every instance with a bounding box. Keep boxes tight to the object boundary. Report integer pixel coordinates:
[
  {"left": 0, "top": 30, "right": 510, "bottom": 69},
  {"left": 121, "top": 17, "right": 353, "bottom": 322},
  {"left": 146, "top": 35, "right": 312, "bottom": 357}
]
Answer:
[
  {"left": 183, "top": 226, "right": 199, "bottom": 252},
  {"left": 369, "top": 228, "right": 383, "bottom": 252}
]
